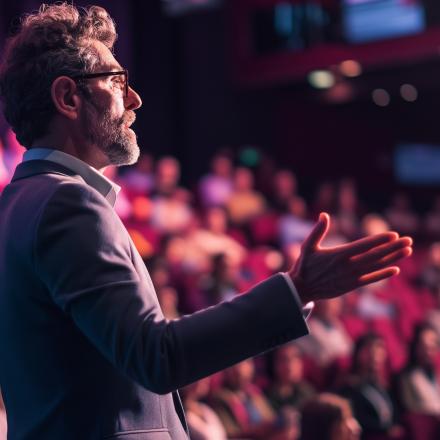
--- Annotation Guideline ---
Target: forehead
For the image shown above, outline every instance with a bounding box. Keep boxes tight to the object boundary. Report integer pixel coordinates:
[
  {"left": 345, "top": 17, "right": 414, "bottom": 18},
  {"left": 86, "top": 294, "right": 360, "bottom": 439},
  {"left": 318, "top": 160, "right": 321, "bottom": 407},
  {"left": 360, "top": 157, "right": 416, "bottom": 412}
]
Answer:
[{"left": 90, "top": 39, "right": 121, "bottom": 70}]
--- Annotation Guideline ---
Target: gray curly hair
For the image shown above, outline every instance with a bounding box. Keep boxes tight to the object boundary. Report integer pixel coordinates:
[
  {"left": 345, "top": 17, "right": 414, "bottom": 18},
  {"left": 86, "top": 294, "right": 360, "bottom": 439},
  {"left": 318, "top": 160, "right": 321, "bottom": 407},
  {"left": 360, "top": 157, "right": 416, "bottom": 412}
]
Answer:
[{"left": 0, "top": 3, "right": 117, "bottom": 147}]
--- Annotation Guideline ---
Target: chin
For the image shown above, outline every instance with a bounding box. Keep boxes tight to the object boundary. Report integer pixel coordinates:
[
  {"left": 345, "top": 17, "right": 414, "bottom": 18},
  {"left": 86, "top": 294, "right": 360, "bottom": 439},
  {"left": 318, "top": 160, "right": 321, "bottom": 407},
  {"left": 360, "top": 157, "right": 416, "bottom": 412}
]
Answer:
[{"left": 105, "top": 142, "right": 140, "bottom": 167}]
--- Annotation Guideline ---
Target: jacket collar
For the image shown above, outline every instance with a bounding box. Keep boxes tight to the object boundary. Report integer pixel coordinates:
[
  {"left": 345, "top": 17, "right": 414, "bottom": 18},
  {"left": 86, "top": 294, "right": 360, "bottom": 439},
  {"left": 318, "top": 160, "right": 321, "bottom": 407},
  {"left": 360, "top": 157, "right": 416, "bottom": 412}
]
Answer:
[{"left": 12, "top": 148, "right": 120, "bottom": 207}]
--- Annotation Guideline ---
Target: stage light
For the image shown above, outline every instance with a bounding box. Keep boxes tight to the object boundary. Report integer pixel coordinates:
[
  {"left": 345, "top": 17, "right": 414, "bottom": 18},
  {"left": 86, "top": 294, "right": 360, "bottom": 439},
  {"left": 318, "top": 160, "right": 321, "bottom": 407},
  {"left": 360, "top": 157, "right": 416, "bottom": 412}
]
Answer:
[
  {"left": 400, "top": 84, "right": 418, "bottom": 102},
  {"left": 308, "top": 70, "right": 335, "bottom": 89},
  {"left": 339, "top": 60, "right": 362, "bottom": 77},
  {"left": 372, "top": 89, "right": 390, "bottom": 107}
]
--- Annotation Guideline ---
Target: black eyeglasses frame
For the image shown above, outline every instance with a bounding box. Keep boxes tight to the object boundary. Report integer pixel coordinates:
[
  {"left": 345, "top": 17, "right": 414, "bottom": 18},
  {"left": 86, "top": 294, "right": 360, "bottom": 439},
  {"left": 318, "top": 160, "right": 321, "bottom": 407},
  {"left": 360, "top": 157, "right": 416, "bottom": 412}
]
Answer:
[{"left": 71, "top": 69, "right": 129, "bottom": 97}]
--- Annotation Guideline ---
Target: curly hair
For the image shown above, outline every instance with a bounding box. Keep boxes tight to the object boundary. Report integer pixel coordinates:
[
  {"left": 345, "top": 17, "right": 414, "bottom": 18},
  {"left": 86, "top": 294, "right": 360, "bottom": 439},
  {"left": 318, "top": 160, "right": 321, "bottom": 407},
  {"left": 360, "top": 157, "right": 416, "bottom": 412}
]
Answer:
[{"left": 0, "top": 3, "right": 117, "bottom": 147}]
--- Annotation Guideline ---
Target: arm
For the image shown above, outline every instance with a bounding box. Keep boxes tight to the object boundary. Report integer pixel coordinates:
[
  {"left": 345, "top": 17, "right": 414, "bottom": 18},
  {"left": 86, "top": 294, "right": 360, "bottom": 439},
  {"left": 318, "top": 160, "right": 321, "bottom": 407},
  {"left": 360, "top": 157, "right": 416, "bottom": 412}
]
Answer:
[{"left": 34, "top": 183, "right": 308, "bottom": 394}]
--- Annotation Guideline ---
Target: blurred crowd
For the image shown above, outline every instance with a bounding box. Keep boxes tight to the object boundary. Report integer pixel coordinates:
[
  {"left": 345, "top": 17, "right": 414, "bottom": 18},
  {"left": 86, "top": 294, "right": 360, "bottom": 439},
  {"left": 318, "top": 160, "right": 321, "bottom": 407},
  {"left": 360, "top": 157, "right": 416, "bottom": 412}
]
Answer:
[{"left": 1, "top": 130, "right": 440, "bottom": 440}]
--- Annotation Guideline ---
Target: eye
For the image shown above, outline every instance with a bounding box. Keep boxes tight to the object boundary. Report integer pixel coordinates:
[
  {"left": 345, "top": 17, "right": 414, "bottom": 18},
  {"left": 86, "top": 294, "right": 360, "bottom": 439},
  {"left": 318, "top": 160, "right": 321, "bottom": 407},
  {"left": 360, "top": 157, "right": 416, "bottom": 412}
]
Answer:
[{"left": 111, "top": 75, "right": 124, "bottom": 91}]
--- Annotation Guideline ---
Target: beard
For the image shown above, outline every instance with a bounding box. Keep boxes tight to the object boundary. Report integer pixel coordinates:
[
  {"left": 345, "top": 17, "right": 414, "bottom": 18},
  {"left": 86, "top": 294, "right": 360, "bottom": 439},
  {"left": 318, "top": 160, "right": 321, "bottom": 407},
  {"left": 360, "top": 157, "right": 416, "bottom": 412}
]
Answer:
[{"left": 82, "top": 97, "right": 140, "bottom": 167}]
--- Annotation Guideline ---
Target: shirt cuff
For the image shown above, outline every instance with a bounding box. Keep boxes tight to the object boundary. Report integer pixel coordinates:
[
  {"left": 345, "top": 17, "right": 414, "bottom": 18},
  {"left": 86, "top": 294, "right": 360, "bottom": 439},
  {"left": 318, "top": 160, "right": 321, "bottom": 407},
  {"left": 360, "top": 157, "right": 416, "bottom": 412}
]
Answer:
[{"left": 280, "top": 272, "right": 314, "bottom": 320}]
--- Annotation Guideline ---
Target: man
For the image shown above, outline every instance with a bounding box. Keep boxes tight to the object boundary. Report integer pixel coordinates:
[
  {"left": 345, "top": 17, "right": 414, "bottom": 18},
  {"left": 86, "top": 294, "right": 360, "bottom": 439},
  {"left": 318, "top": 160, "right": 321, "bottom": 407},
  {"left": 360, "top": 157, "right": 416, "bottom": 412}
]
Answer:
[{"left": 0, "top": 4, "right": 412, "bottom": 439}]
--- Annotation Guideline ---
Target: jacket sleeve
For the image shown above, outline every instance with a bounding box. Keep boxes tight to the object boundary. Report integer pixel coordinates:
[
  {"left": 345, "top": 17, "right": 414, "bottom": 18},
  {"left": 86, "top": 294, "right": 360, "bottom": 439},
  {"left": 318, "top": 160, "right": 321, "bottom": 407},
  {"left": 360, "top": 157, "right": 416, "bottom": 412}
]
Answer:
[{"left": 34, "top": 182, "right": 309, "bottom": 394}]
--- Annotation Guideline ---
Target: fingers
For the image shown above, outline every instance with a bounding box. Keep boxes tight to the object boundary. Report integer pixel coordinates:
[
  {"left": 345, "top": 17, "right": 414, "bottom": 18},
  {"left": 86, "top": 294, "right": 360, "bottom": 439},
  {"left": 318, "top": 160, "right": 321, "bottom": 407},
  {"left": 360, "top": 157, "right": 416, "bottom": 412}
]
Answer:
[
  {"left": 302, "top": 212, "right": 330, "bottom": 252},
  {"left": 350, "top": 236, "right": 413, "bottom": 266},
  {"left": 356, "top": 246, "right": 413, "bottom": 275},
  {"left": 357, "top": 266, "right": 400, "bottom": 286},
  {"left": 338, "top": 231, "right": 401, "bottom": 257}
]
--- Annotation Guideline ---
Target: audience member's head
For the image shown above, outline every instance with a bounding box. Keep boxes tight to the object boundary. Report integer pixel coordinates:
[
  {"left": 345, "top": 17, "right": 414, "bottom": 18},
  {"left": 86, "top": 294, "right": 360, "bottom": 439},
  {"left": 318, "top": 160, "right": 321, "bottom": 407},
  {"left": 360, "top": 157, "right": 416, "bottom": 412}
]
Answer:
[
  {"left": 313, "top": 181, "right": 336, "bottom": 214},
  {"left": 273, "top": 169, "right": 297, "bottom": 199},
  {"left": 155, "top": 156, "right": 181, "bottom": 194},
  {"left": 428, "top": 242, "right": 440, "bottom": 268},
  {"left": 157, "top": 286, "right": 179, "bottom": 320},
  {"left": 338, "top": 179, "right": 358, "bottom": 213},
  {"left": 204, "top": 206, "right": 228, "bottom": 234},
  {"left": 301, "top": 393, "right": 361, "bottom": 440},
  {"left": 407, "top": 323, "right": 440, "bottom": 371},
  {"left": 210, "top": 152, "right": 234, "bottom": 178},
  {"left": 223, "top": 359, "right": 255, "bottom": 390},
  {"left": 287, "top": 196, "right": 308, "bottom": 218},
  {"left": 361, "top": 214, "right": 389, "bottom": 236},
  {"left": 233, "top": 167, "right": 254, "bottom": 192},
  {"left": 267, "top": 343, "right": 304, "bottom": 386},
  {"left": 314, "top": 297, "right": 344, "bottom": 323},
  {"left": 351, "top": 333, "right": 388, "bottom": 380},
  {"left": 181, "top": 377, "right": 211, "bottom": 402}
]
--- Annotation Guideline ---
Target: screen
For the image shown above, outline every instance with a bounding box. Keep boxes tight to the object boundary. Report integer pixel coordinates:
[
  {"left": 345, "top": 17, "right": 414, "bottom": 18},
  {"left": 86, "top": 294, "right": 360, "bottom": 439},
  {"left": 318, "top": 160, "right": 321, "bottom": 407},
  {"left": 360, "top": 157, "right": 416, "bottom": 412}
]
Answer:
[
  {"left": 395, "top": 143, "right": 440, "bottom": 185},
  {"left": 343, "top": 0, "right": 426, "bottom": 44},
  {"left": 252, "top": 3, "right": 332, "bottom": 55}
]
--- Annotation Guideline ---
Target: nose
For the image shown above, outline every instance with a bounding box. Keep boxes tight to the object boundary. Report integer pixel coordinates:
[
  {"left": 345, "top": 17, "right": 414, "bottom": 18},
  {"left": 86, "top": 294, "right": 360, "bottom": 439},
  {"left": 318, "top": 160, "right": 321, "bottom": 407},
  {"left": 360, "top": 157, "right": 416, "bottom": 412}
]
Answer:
[{"left": 125, "top": 86, "right": 142, "bottom": 111}]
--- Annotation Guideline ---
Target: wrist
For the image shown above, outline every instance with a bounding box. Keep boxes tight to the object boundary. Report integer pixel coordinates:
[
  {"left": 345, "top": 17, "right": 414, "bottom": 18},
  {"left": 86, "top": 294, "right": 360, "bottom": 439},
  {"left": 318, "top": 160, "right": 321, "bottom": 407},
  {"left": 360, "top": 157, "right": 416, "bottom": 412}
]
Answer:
[{"left": 288, "top": 272, "right": 310, "bottom": 306}]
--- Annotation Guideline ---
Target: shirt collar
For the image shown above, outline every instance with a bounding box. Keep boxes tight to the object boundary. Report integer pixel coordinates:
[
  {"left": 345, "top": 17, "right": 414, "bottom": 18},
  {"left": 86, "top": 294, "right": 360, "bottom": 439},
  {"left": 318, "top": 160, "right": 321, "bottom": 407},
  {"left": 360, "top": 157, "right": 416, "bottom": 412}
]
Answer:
[{"left": 22, "top": 148, "right": 121, "bottom": 207}]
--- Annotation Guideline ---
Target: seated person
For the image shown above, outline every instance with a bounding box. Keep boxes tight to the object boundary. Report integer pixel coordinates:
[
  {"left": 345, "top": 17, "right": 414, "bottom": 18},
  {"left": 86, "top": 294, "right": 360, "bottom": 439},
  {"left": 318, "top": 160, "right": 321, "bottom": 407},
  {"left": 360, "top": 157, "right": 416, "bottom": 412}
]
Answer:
[
  {"left": 297, "top": 297, "right": 353, "bottom": 367},
  {"left": 300, "top": 393, "right": 361, "bottom": 440},
  {"left": 211, "top": 358, "right": 290, "bottom": 439},
  {"left": 265, "top": 342, "right": 315, "bottom": 412},
  {"left": 339, "top": 333, "right": 404, "bottom": 438},
  {"left": 226, "top": 167, "right": 266, "bottom": 226},
  {"left": 398, "top": 323, "right": 440, "bottom": 415}
]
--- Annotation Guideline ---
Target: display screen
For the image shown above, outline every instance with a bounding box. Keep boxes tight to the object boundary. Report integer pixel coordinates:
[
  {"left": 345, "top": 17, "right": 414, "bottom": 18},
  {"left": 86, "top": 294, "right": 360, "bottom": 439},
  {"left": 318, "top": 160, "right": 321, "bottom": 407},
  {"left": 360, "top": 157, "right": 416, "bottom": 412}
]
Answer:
[
  {"left": 343, "top": 0, "right": 426, "bottom": 44},
  {"left": 395, "top": 143, "right": 440, "bottom": 185},
  {"left": 252, "top": 3, "right": 333, "bottom": 55}
]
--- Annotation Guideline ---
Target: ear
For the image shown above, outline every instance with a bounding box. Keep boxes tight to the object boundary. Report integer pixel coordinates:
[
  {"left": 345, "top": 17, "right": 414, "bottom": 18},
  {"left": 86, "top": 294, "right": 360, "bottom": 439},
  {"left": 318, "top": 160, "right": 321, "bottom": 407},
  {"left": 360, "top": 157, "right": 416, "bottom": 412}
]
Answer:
[{"left": 50, "top": 76, "right": 82, "bottom": 120}]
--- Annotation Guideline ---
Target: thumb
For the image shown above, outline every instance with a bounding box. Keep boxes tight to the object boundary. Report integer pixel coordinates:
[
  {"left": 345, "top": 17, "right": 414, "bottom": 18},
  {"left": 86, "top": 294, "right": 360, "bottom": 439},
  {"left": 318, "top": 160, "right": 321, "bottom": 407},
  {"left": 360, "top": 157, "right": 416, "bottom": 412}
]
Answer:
[{"left": 302, "top": 212, "right": 330, "bottom": 251}]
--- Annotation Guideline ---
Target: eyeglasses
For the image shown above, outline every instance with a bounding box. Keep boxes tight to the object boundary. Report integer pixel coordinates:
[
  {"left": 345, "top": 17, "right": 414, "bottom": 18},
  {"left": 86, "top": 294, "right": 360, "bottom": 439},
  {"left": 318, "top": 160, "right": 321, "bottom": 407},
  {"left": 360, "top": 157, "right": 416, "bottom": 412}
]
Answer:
[{"left": 72, "top": 69, "right": 129, "bottom": 98}]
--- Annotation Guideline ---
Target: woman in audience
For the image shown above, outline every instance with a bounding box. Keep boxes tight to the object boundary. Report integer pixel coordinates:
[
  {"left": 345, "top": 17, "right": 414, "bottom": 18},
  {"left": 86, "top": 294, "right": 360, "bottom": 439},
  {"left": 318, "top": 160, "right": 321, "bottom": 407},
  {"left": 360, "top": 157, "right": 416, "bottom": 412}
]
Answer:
[
  {"left": 265, "top": 343, "right": 315, "bottom": 412},
  {"left": 301, "top": 393, "right": 361, "bottom": 440},
  {"left": 339, "top": 333, "right": 404, "bottom": 439},
  {"left": 398, "top": 323, "right": 440, "bottom": 415}
]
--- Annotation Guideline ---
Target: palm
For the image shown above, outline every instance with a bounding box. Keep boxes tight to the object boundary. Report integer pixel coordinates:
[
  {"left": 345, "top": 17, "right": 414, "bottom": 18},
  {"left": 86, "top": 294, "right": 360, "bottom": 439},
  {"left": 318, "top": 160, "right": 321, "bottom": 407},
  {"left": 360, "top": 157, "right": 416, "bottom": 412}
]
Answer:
[{"left": 290, "top": 213, "right": 413, "bottom": 303}]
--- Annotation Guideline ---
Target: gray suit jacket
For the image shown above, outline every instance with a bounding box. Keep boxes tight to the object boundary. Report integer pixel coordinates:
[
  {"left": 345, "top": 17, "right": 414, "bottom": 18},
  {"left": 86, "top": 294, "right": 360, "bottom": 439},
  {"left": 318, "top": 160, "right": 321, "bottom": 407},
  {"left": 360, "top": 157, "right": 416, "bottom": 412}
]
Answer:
[{"left": 0, "top": 159, "right": 308, "bottom": 439}]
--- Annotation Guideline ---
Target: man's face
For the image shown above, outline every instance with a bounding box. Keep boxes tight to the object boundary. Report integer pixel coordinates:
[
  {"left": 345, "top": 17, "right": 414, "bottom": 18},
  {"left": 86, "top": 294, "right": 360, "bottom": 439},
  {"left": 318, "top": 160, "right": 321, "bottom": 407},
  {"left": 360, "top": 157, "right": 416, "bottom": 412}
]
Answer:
[{"left": 80, "top": 40, "right": 142, "bottom": 167}]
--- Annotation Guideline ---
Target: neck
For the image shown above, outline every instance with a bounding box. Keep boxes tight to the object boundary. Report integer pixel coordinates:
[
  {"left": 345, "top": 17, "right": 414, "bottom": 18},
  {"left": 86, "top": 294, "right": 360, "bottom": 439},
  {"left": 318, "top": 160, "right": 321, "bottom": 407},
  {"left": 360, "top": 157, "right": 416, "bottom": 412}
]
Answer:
[{"left": 31, "top": 135, "right": 110, "bottom": 172}]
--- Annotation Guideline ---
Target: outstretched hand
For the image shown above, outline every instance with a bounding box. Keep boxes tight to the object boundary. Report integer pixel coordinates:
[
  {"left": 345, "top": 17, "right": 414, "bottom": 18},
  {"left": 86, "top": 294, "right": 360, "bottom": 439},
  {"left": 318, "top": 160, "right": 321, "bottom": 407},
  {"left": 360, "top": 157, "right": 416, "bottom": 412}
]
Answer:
[{"left": 289, "top": 213, "right": 413, "bottom": 304}]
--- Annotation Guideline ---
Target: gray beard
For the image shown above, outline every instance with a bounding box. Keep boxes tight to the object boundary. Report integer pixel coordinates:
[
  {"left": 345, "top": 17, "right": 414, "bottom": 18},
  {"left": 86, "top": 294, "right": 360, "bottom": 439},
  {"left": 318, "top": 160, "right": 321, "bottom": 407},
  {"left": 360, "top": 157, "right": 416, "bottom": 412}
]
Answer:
[{"left": 84, "top": 100, "right": 140, "bottom": 166}]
